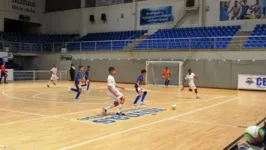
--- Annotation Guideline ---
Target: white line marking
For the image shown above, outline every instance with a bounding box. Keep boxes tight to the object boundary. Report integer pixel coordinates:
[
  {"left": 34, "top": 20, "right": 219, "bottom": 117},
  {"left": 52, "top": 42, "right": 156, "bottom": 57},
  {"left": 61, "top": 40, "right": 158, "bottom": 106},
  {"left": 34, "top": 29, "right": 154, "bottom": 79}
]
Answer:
[
  {"left": 32, "top": 92, "right": 110, "bottom": 102},
  {"left": 172, "top": 119, "right": 245, "bottom": 128},
  {"left": 153, "top": 96, "right": 225, "bottom": 104},
  {"left": 2, "top": 89, "right": 106, "bottom": 104},
  {"left": 0, "top": 108, "right": 101, "bottom": 126},
  {"left": 58, "top": 97, "right": 240, "bottom": 150}
]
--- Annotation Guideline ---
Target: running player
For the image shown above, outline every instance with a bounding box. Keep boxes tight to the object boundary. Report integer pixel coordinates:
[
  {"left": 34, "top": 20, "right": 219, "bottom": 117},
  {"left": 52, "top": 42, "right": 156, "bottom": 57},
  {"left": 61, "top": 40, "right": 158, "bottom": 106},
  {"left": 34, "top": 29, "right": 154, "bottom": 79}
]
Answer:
[
  {"left": 47, "top": 65, "right": 58, "bottom": 88},
  {"left": 102, "top": 67, "right": 126, "bottom": 116},
  {"left": 163, "top": 67, "right": 171, "bottom": 87},
  {"left": 133, "top": 69, "right": 147, "bottom": 106},
  {"left": 69, "top": 65, "right": 85, "bottom": 101},
  {"left": 81, "top": 66, "right": 91, "bottom": 92},
  {"left": 181, "top": 69, "right": 200, "bottom": 99}
]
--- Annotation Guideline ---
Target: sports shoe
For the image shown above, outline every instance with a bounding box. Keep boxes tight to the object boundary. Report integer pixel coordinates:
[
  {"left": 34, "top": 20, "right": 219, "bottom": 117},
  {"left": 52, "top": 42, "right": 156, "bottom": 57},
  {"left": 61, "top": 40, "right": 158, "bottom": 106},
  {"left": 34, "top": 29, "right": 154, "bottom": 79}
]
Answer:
[
  {"left": 116, "top": 112, "right": 125, "bottom": 116},
  {"left": 196, "top": 96, "right": 200, "bottom": 99},
  {"left": 68, "top": 87, "right": 71, "bottom": 92},
  {"left": 133, "top": 103, "right": 138, "bottom": 106},
  {"left": 47, "top": 85, "right": 50, "bottom": 88},
  {"left": 102, "top": 108, "right": 107, "bottom": 116},
  {"left": 140, "top": 102, "right": 145, "bottom": 105},
  {"left": 53, "top": 83, "right": 56, "bottom": 86}
]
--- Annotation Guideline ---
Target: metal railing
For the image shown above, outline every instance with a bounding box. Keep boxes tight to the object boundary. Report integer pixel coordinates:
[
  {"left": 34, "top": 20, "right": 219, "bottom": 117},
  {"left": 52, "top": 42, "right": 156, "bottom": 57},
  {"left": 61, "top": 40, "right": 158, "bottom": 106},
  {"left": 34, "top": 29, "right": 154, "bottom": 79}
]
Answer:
[
  {"left": 13, "top": 70, "right": 69, "bottom": 81},
  {"left": 0, "top": 35, "right": 265, "bottom": 53}
]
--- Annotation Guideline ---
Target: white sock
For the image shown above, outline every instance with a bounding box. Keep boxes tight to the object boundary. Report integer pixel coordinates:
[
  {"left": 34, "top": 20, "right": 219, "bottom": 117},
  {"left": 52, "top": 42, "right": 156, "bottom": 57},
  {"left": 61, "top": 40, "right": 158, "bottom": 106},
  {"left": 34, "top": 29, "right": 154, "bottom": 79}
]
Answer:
[
  {"left": 47, "top": 81, "right": 51, "bottom": 85},
  {"left": 118, "top": 104, "right": 123, "bottom": 113},
  {"left": 105, "top": 104, "right": 115, "bottom": 110}
]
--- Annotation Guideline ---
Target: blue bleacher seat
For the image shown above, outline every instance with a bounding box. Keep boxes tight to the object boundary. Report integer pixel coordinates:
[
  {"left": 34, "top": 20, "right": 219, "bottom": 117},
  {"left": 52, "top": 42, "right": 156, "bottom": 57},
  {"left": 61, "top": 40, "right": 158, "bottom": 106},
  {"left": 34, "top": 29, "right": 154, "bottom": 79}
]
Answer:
[
  {"left": 134, "top": 25, "right": 240, "bottom": 50},
  {"left": 243, "top": 24, "right": 266, "bottom": 49}
]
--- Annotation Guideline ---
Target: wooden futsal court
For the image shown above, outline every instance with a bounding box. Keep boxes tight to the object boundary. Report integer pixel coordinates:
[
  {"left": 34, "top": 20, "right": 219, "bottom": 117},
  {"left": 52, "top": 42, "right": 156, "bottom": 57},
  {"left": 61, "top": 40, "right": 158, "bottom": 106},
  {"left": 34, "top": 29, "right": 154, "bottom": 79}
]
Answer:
[{"left": 0, "top": 81, "right": 265, "bottom": 150}]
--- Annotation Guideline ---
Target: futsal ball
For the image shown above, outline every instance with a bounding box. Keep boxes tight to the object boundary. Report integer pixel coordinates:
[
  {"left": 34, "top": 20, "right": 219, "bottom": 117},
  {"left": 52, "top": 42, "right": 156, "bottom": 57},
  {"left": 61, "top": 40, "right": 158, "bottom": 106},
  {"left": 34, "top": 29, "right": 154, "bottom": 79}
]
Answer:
[
  {"left": 172, "top": 104, "right": 176, "bottom": 110},
  {"left": 244, "top": 126, "right": 265, "bottom": 144}
]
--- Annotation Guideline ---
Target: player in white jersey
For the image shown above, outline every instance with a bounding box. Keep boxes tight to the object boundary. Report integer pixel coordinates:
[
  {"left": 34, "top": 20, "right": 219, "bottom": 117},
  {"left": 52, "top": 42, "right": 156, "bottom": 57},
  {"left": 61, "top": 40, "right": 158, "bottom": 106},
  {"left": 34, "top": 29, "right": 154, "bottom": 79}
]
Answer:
[
  {"left": 47, "top": 65, "right": 58, "bottom": 88},
  {"left": 102, "top": 67, "right": 126, "bottom": 116},
  {"left": 181, "top": 69, "right": 200, "bottom": 99}
]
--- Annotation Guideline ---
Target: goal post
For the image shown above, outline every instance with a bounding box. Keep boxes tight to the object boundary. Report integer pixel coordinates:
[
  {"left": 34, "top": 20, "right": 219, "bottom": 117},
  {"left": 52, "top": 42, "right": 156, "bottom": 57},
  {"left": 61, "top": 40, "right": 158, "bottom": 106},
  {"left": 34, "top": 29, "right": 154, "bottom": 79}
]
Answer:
[{"left": 145, "top": 61, "right": 184, "bottom": 87}]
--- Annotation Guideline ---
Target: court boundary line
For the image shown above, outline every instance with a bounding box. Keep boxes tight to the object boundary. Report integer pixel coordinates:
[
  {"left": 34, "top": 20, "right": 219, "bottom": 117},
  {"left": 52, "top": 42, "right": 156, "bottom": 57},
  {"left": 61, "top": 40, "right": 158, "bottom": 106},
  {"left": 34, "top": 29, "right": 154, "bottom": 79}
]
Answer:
[
  {"left": 2, "top": 89, "right": 107, "bottom": 104},
  {"left": 32, "top": 92, "right": 110, "bottom": 103},
  {"left": 154, "top": 96, "right": 225, "bottom": 104},
  {"left": 58, "top": 97, "right": 240, "bottom": 150},
  {"left": 0, "top": 108, "right": 101, "bottom": 126},
  {"left": 171, "top": 119, "right": 247, "bottom": 128}
]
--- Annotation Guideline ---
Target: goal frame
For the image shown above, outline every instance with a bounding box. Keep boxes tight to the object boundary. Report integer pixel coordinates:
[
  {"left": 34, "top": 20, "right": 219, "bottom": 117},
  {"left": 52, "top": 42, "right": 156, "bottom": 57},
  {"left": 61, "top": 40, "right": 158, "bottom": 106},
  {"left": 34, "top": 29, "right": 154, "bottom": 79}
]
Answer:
[{"left": 145, "top": 61, "right": 184, "bottom": 87}]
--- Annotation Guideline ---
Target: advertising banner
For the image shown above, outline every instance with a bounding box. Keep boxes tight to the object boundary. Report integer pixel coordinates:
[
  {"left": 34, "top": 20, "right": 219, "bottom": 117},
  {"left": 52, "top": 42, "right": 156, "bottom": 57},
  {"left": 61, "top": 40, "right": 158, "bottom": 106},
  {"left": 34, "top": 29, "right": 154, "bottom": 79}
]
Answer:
[
  {"left": 238, "top": 74, "right": 266, "bottom": 90},
  {"left": 140, "top": 6, "right": 174, "bottom": 26}
]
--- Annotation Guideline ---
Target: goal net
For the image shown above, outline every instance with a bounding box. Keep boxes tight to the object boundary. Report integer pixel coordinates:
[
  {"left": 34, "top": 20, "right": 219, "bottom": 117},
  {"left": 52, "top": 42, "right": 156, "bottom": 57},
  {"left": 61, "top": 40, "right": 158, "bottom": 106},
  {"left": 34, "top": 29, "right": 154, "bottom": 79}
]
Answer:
[{"left": 145, "top": 61, "right": 184, "bottom": 86}]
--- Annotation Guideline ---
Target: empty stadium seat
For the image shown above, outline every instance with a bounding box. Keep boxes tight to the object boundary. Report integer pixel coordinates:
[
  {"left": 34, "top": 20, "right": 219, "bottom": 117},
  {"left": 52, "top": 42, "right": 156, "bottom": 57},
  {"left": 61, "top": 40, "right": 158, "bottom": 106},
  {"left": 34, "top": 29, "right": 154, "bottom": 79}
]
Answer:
[
  {"left": 0, "top": 32, "right": 79, "bottom": 52},
  {"left": 243, "top": 24, "right": 266, "bottom": 49},
  {"left": 71, "top": 30, "right": 147, "bottom": 51},
  {"left": 134, "top": 25, "right": 240, "bottom": 50}
]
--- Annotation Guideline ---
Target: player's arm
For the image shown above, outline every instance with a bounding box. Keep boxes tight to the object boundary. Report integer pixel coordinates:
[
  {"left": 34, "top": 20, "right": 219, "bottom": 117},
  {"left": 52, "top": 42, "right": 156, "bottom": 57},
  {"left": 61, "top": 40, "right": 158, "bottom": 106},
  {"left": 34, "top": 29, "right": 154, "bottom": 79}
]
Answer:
[{"left": 193, "top": 73, "right": 198, "bottom": 80}]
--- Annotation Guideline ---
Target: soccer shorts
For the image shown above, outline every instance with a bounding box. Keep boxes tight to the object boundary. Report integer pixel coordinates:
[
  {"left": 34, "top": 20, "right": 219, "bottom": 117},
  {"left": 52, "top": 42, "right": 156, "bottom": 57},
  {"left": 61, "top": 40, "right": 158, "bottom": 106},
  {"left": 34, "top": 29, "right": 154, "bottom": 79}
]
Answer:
[
  {"left": 1, "top": 71, "right": 6, "bottom": 77},
  {"left": 50, "top": 74, "right": 58, "bottom": 81},
  {"left": 75, "top": 83, "right": 82, "bottom": 89},
  {"left": 135, "top": 86, "right": 143, "bottom": 93},
  {"left": 189, "top": 82, "right": 197, "bottom": 90},
  {"left": 85, "top": 80, "right": 90, "bottom": 85},
  {"left": 108, "top": 88, "right": 123, "bottom": 102}
]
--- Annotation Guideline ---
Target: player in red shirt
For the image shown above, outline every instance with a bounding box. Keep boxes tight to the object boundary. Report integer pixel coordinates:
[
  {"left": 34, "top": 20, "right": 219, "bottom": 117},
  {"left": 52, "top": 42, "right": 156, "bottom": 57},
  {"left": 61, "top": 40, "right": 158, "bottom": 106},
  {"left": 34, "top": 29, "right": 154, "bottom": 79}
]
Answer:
[{"left": 0, "top": 63, "right": 7, "bottom": 84}]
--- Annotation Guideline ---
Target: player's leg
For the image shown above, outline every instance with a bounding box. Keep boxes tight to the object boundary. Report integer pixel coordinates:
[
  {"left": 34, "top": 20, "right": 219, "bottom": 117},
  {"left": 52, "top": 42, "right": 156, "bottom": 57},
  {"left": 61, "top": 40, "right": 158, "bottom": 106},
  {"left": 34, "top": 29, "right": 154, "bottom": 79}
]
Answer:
[
  {"left": 52, "top": 79, "right": 57, "bottom": 86},
  {"left": 47, "top": 80, "right": 51, "bottom": 88},
  {"left": 167, "top": 79, "right": 170, "bottom": 86},
  {"left": 0, "top": 72, "right": 2, "bottom": 84},
  {"left": 189, "top": 82, "right": 200, "bottom": 99},
  {"left": 86, "top": 80, "right": 90, "bottom": 91},
  {"left": 117, "top": 96, "right": 125, "bottom": 116},
  {"left": 103, "top": 94, "right": 119, "bottom": 115},
  {"left": 133, "top": 87, "right": 142, "bottom": 105},
  {"left": 75, "top": 84, "right": 82, "bottom": 101},
  {"left": 140, "top": 91, "right": 147, "bottom": 105},
  {"left": 3, "top": 72, "right": 7, "bottom": 84}
]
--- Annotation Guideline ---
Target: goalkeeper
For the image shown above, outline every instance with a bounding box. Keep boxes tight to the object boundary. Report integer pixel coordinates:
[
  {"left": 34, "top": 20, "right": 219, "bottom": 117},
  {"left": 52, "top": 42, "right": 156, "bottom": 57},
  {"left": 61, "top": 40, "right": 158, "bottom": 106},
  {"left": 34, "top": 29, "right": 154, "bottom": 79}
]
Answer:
[{"left": 162, "top": 67, "right": 171, "bottom": 87}]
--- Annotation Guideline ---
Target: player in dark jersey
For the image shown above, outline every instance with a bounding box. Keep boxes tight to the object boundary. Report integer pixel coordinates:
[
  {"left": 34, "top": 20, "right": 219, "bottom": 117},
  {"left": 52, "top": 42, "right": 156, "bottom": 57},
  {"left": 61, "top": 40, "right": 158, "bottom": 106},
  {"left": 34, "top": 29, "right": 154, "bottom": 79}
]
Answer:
[
  {"left": 81, "top": 66, "right": 91, "bottom": 92},
  {"left": 133, "top": 69, "right": 147, "bottom": 105},
  {"left": 68, "top": 66, "right": 85, "bottom": 101}
]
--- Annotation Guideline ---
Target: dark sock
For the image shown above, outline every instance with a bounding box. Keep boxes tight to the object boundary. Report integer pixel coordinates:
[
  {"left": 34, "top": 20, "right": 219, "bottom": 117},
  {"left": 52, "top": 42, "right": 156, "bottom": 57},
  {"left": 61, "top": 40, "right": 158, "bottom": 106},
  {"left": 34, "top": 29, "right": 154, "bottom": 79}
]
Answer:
[
  {"left": 141, "top": 92, "right": 147, "bottom": 102},
  {"left": 75, "top": 92, "right": 81, "bottom": 99},
  {"left": 71, "top": 88, "right": 78, "bottom": 92},
  {"left": 87, "top": 83, "right": 90, "bottom": 91},
  {"left": 133, "top": 95, "right": 141, "bottom": 104}
]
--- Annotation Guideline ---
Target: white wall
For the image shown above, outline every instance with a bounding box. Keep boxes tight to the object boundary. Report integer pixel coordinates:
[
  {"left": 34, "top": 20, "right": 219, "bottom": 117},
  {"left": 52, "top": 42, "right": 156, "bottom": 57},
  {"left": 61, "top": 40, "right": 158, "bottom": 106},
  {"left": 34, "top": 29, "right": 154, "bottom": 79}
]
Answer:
[
  {"left": 44, "top": 0, "right": 187, "bottom": 35},
  {"left": 0, "top": 0, "right": 45, "bottom": 32},
  {"left": 81, "top": 3, "right": 135, "bottom": 34},
  {"left": 204, "top": 0, "right": 266, "bottom": 31},
  {"left": 44, "top": 9, "right": 82, "bottom": 34},
  {"left": 177, "top": 10, "right": 200, "bottom": 27}
]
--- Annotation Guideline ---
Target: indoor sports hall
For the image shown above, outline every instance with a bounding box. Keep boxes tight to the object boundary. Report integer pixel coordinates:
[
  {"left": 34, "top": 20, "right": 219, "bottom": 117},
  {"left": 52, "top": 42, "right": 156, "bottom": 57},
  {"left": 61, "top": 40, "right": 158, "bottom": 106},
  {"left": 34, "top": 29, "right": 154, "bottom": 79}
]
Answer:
[{"left": 0, "top": 0, "right": 266, "bottom": 150}]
